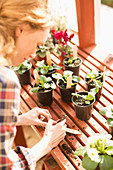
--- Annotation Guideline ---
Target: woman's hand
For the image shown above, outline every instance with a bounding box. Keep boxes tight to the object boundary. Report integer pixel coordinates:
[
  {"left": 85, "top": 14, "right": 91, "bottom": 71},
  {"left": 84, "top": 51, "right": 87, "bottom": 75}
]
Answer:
[
  {"left": 16, "top": 107, "right": 51, "bottom": 126},
  {"left": 43, "top": 119, "right": 66, "bottom": 152},
  {"left": 30, "top": 118, "right": 66, "bottom": 161}
]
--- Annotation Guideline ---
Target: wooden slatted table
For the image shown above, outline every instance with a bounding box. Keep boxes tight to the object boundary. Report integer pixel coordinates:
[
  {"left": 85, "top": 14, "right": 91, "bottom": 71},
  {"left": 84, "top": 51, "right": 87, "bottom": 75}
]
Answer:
[{"left": 19, "top": 41, "right": 113, "bottom": 170}]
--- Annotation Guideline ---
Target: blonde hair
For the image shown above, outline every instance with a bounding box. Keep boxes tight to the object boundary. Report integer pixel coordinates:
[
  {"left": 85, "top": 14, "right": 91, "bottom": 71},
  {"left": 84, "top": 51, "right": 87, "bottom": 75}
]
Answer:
[{"left": 0, "top": 0, "right": 52, "bottom": 65}]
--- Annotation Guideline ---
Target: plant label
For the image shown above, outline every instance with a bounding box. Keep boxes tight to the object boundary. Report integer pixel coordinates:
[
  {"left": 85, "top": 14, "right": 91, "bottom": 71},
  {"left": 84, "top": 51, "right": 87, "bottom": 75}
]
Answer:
[
  {"left": 103, "top": 66, "right": 106, "bottom": 82},
  {"left": 33, "top": 69, "right": 39, "bottom": 85},
  {"left": 46, "top": 51, "right": 52, "bottom": 66},
  {"left": 73, "top": 45, "right": 77, "bottom": 59},
  {"left": 67, "top": 76, "right": 72, "bottom": 88}
]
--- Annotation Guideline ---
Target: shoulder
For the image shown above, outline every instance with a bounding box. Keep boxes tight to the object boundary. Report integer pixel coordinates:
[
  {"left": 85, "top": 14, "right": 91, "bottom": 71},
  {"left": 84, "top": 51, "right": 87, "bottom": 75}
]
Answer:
[{"left": 0, "top": 67, "right": 20, "bottom": 89}]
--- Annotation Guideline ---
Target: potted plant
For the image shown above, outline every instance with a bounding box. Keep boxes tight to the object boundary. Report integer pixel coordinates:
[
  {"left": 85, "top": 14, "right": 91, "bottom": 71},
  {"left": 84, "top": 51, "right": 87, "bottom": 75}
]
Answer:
[
  {"left": 35, "top": 59, "right": 62, "bottom": 79},
  {"left": 51, "top": 29, "right": 74, "bottom": 63},
  {"left": 84, "top": 69, "right": 111, "bottom": 101},
  {"left": 99, "top": 106, "right": 113, "bottom": 136},
  {"left": 35, "top": 38, "right": 54, "bottom": 61},
  {"left": 72, "top": 89, "right": 96, "bottom": 121},
  {"left": 11, "top": 58, "right": 32, "bottom": 85},
  {"left": 31, "top": 74, "right": 56, "bottom": 106},
  {"left": 50, "top": 15, "right": 67, "bottom": 45},
  {"left": 63, "top": 56, "right": 82, "bottom": 76},
  {"left": 74, "top": 133, "right": 113, "bottom": 170},
  {"left": 52, "top": 70, "right": 81, "bottom": 103}
]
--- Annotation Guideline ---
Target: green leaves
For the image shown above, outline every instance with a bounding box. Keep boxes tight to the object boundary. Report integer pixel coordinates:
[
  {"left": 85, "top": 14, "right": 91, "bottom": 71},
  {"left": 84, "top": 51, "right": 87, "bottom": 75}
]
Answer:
[
  {"left": 31, "top": 75, "right": 56, "bottom": 93},
  {"left": 11, "top": 59, "right": 32, "bottom": 75},
  {"left": 36, "top": 60, "right": 61, "bottom": 75},
  {"left": 99, "top": 155, "right": 113, "bottom": 170},
  {"left": 36, "top": 38, "right": 54, "bottom": 58},
  {"left": 52, "top": 70, "right": 81, "bottom": 87},
  {"left": 74, "top": 146, "right": 87, "bottom": 156},
  {"left": 72, "top": 91, "right": 95, "bottom": 105},
  {"left": 82, "top": 154, "right": 98, "bottom": 170},
  {"left": 63, "top": 70, "right": 73, "bottom": 80},
  {"left": 85, "top": 69, "right": 110, "bottom": 93},
  {"left": 56, "top": 44, "right": 73, "bottom": 57},
  {"left": 74, "top": 133, "right": 113, "bottom": 170},
  {"left": 99, "top": 106, "right": 113, "bottom": 127}
]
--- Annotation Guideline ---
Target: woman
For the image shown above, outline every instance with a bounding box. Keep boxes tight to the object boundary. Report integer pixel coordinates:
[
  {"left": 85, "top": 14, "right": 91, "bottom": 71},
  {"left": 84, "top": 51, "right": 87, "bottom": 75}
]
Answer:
[{"left": 0, "top": 0, "right": 66, "bottom": 169}]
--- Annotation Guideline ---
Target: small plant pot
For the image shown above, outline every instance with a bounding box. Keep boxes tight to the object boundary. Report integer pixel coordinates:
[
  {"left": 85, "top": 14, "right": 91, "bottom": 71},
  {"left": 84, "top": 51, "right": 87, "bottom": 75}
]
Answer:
[
  {"left": 17, "top": 69, "right": 31, "bottom": 85},
  {"left": 109, "top": 126, "right": 113, "bottom": 136},
  {"left": 72, "top": 91, "right": 95, "bottom": 121},
  {"left": 36, "top": 88, "right": 53, "bottom": 106},
  {"left": 84, "top": 73, "right": 103, "bottom": 101},
  {"left": 63, "top": 57, "right": 82, "bottom": 76},
  {"left": 57, "top": 79, "right": 76, "bottom": 103}
]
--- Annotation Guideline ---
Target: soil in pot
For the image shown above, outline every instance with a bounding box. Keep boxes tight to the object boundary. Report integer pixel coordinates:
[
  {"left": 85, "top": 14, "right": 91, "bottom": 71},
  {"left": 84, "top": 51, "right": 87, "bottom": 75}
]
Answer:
[
  {"left": 85, "top": 72, "right": 103, "bottom": 101},
  {"left": 17, "top": 69, "right": 31, "bottom": 85},
  {"left": 72, "top": 92, "right": 95, "bottom": 121},
  {"left": 57, "top": 79, "right": 76, "bottom": 103},
  {"left": 63, "top": 57, "right": 82, "bottom": 76}
]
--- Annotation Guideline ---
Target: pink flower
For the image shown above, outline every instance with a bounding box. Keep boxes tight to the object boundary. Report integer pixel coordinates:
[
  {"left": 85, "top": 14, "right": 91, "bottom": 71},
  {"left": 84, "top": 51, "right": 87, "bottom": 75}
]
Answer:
[{"left": 62, "top": 50, "right": 66, "bottom": 56}]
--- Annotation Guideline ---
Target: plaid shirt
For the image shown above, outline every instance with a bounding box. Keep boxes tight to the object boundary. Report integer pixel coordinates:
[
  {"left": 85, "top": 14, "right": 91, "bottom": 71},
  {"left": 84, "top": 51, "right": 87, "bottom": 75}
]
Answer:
[{"left": 0, "top": 67, "right": 36, "bottom": 170}]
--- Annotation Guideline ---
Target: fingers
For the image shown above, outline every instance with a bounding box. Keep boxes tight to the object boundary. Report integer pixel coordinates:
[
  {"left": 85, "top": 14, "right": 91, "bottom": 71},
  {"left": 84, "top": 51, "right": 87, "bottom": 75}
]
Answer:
[{"left": 36, "top": 108, "right": 52, "bottom": 120}]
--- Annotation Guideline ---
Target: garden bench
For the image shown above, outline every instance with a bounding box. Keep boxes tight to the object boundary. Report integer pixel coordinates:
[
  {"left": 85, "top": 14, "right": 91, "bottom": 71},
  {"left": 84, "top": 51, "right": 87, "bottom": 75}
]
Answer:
[{"left": 16, "top": 40, "right": 113, "bottom": 169}]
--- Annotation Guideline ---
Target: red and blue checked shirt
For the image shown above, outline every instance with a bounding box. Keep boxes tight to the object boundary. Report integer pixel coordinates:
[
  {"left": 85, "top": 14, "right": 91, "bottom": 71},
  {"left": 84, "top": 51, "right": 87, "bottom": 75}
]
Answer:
[{"left": 0, "top": 67, "right": 36, "bottom": 170}]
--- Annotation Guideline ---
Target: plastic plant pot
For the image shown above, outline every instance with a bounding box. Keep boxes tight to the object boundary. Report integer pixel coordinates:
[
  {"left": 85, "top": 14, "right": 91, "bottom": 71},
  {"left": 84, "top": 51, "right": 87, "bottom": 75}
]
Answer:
[
  {"left": 63, "top": 57, "right": 82, "bottom": 76},
  {"left": 57, "top": 79, "right": 76, "bottom": 103},
  {"left": 84, "top": 74, "right": 103, "bottom": 101},
  {"left": 17, "top": 69, "right": 31, "bottom": 85},
  {"left": 37, "top": 89, "right": 53, "bottom": 106},
  {"left": 109, "top": 126, "right": 113, "bottom": 136},
  {"left": 72, "top": 91, "right": 95, "bottom": 121}
]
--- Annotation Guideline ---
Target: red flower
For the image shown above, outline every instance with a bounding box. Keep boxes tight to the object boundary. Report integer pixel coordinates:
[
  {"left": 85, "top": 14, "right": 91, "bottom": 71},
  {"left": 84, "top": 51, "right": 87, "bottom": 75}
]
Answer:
[
  {"left": 51, "top": 29, "right": 56, "bottom": 35},
  {"left": 50, "top": 29, "right": 74, "bottom": 45},
  {"left": 55, "top": 30, "right": 63, "bottom": 40},
  {"left": 68, "top": 34, "right": 74, "bottom": 41}
]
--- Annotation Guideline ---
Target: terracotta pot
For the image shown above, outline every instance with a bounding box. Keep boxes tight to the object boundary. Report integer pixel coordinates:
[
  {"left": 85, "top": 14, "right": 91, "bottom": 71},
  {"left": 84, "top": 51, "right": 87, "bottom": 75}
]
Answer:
[
  {"left": 57, "top": 79, "right": 76, "bottom": 103},
  {"left": 17, "top": 69, "right": 31, "bottom": 85},
  {"left": 63, "top": 57, "right": 82, "bottom": 76},
  {"left": 58, "top": 55, "right": 66, "bottom": 64},
  {"left": 72, "top": 91, "right": 95, "bottom": 121},
  {"left": 34, "top": 55, "right": 46, "bottom": 62}
]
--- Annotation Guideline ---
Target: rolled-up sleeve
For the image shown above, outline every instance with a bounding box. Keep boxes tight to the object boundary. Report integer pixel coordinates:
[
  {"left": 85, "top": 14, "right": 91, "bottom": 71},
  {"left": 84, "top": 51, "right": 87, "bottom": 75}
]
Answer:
[{"left": 0, "top": 67, "right": 36, "bottom": 170}]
